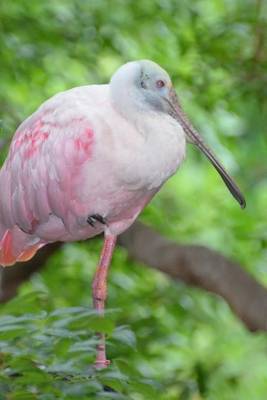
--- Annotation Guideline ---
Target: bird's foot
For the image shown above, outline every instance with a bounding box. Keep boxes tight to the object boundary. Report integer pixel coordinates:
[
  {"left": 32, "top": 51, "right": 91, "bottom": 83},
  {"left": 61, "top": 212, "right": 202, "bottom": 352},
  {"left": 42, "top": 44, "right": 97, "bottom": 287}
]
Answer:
[
  {"left": 94, "top": 358, "right": 111, "bottom": 370},
  {"left": 87, "top": 214, "right": 107, "bottom": 228}
]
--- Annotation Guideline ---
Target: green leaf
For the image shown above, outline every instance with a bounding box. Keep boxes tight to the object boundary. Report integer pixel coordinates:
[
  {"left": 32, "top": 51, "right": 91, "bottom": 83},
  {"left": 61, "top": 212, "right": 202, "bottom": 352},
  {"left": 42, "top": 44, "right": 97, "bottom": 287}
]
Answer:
[{"left": 112, "top": 326, "right": 136, "bottom": 349}]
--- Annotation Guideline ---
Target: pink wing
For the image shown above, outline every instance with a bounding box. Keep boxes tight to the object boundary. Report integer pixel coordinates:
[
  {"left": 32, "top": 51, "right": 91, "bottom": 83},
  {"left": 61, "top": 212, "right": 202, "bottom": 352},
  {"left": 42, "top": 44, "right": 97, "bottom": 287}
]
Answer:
[{"left": 0, "top": 89, "right": 96, "bottom": 266}]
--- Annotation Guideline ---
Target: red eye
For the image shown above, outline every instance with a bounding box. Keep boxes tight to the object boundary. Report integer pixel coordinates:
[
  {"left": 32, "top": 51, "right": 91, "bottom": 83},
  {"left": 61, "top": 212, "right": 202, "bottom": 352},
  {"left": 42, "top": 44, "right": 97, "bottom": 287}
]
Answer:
[{"left": 156, "top": 79, "right": 165, "bottom": 88}]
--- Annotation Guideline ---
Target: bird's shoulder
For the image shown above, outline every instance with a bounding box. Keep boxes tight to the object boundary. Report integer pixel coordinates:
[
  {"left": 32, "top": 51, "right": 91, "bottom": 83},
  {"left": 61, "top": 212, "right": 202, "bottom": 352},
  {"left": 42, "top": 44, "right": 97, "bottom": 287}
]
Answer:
[
  {"left": 7, "top": 85, "right": 112, "bottom": 165},
  {"left": 15, "top": 84, "right": 110, "bottom": 135}
]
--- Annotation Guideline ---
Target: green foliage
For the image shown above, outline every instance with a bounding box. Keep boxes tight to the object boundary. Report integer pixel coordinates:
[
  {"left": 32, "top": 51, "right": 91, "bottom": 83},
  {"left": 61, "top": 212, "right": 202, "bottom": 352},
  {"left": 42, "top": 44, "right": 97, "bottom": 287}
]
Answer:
[
  {"left": 1, "top": 244, "right": 267, "bottom": 399},
  {"left": 0, "top": 0, "right": 267, "bottom": 398}
]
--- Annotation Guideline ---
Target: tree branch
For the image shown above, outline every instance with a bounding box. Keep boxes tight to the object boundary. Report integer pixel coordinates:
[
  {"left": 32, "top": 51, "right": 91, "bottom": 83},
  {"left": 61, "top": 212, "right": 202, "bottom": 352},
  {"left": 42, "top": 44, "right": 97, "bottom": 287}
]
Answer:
[
  {"left": 118, "top": 222, "right": 267, "bottom": 332},
  {"left": 1, "top": 221, "right": 267, "bottom": 332},
  {"left": 0, "top": 243, "right": 61, "bottom": 302}
]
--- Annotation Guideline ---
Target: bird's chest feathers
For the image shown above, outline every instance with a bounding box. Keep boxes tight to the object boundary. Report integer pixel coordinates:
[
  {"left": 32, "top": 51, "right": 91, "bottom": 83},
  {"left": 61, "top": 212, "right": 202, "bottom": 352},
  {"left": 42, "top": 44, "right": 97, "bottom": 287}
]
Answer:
[{"left": 118, "top": 114, "right": 186, "bottom": 190}]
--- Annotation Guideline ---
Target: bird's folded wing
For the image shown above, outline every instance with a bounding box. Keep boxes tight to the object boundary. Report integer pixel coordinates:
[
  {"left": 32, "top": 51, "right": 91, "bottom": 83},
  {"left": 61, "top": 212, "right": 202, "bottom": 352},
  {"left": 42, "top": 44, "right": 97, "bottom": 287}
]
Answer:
[{"left": 0, "top": 91, "right": 99, "bottom": 263}]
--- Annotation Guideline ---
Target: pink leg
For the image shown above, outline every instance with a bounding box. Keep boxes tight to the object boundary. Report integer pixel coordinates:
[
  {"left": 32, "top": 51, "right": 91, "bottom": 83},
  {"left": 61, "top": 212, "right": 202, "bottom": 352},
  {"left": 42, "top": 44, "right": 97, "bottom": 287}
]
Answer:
[{"left": 92, "top": 235, "right": 117, "bottom": 369}]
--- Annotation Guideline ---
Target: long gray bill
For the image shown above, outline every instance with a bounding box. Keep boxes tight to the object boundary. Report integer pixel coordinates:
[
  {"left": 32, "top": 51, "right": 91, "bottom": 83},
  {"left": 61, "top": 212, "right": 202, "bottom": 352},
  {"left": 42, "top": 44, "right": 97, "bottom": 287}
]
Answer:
[{"left": 167, "top": 91, "right": 246, "bottom": 209}]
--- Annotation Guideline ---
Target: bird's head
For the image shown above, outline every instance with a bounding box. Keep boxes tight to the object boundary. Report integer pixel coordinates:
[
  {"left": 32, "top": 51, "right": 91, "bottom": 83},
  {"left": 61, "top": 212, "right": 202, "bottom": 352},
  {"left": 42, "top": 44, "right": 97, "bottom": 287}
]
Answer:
[
  {"left": 110, "top": 60, "right": 173, "bottom": 114},
  {"left": 110, "top": 60, "right": 246, "bottom": 208}
]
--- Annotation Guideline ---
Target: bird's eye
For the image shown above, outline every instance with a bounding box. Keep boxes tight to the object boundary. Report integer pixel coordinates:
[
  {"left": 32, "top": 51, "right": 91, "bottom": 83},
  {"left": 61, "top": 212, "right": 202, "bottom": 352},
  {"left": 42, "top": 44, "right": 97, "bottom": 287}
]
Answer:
[
  {"left": 156, "top": 79, "right": 165, "bottom": 89},
  {"left": 140, "top": 80, "right": 146, "bottom": 89}
]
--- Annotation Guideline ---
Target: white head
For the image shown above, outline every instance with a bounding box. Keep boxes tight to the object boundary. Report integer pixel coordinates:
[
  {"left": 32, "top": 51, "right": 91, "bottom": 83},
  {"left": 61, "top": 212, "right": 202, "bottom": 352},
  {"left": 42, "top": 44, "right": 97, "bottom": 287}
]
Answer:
[
  {"left": 110, "top": 60, "right": 174, "bottom": 115},
  {"left": 110, "top": 60, "right": 246, "bottom": 208}
]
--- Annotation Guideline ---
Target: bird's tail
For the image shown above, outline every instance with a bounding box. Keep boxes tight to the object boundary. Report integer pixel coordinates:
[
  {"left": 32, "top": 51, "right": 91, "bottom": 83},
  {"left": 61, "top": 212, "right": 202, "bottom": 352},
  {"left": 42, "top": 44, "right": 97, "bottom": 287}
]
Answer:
[{"left": 0, "top": 225, "right": 44, "bottom": 267}]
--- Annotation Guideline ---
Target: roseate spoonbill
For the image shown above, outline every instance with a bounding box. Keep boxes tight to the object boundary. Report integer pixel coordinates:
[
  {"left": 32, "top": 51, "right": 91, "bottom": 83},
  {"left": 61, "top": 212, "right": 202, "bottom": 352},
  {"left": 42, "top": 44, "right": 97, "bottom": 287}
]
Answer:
[{"left": 0, "top": 60, "right": 245, "bottom": 368}]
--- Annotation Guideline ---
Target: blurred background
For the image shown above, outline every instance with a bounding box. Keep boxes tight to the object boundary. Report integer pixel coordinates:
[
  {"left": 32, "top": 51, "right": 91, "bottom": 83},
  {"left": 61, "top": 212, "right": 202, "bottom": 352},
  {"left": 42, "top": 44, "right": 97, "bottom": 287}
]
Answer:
[{"left": 0, "top": 1, "right": 266, "bottom": 399}]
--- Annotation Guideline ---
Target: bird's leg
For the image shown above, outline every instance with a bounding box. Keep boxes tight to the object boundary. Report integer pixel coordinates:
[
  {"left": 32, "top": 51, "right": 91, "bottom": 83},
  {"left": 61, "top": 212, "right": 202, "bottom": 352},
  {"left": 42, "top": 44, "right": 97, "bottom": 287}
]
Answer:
[{"left": 92, "top": 234, "right": 117, "bottom": 369}]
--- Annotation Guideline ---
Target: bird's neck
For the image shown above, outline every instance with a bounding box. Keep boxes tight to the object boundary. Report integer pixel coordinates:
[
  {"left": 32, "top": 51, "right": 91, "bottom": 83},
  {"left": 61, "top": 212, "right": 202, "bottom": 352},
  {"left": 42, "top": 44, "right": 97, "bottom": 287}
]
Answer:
[
  {"left": 109, "top": 65, "right": 151, "bottom": 126},
  {"left": 110, "top": 87, "right": 149, "bottom": 126}
]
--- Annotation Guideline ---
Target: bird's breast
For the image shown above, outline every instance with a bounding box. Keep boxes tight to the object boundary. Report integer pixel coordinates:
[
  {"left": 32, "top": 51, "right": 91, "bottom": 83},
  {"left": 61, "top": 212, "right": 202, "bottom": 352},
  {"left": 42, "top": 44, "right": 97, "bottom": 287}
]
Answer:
[
  {"left": 67, "top": 103, "right": 187, "bottom": 237},
  {"left": 115, "top": 113, "right": 186, "bottom": 191}
]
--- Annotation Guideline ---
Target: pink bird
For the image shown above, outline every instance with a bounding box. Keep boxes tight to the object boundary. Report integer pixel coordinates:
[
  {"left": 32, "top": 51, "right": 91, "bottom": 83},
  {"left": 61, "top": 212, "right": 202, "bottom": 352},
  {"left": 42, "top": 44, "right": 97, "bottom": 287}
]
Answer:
[{"left": 0, "top": 60, "right": 245, "bottom": 368}]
